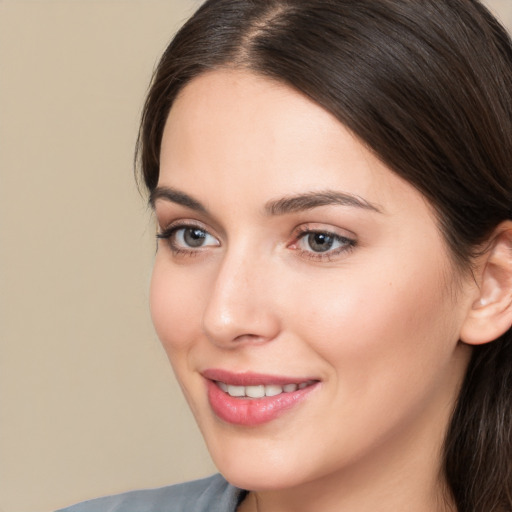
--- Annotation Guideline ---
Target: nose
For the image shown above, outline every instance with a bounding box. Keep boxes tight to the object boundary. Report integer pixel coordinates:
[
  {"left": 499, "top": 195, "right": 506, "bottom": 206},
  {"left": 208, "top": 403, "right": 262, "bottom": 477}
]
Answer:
[{"left": 201, "top": 247, "right": 281, "bottom": 348}]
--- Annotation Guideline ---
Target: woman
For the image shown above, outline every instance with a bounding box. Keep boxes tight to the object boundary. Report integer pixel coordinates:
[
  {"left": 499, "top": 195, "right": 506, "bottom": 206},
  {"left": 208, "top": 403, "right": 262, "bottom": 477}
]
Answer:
[{"left": 59, "top": 0, "right": 512, "bottom": 511}]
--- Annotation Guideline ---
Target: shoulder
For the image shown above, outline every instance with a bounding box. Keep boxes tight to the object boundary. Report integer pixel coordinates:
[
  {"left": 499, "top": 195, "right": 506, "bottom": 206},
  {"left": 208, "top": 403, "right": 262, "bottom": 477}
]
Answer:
[{"left": 56, "top": 474, "right": 247, "bottom": 512}]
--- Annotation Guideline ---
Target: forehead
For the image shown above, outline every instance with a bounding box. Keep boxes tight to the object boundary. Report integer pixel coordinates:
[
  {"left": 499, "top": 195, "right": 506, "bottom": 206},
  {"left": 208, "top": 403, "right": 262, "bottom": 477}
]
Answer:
[
  {"left": 159, "top": 69, "right": 427, "bottom": 219},
  {"left": 162, "top": 69, "right": 355, "bottom": 170}
]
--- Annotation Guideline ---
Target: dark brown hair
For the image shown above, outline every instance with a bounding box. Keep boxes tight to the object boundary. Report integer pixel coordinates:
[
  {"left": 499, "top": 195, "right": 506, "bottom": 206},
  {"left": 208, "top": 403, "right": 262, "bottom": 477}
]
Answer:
[{"left": 137, "top": 1, "right": 512, "bottom": 510}]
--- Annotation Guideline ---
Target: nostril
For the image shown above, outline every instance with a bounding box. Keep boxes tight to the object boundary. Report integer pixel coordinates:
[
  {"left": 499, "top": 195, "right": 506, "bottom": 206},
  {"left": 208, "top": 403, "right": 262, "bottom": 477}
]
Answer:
[
  {"left": 202, "top": 313, "right": 281, "bottom": 348},
  {"left": 232, "top": 333, "right": 268, "bottom": 343}
]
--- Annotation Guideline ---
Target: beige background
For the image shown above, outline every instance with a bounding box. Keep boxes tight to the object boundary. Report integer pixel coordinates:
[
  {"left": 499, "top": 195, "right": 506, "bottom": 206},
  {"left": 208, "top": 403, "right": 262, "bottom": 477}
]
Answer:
[{"left": 1, "top": 1, "right": 511, "bottom": 511}]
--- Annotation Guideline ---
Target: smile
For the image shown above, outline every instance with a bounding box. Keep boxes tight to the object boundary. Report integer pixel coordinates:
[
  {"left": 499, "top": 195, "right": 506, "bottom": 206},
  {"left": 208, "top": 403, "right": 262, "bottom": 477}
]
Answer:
[
  {"left": 202, "top": 370, "right": 320, "bottom": 426},
  {"left": 216, "top": 380, "right": 316, "bottom": 398}
]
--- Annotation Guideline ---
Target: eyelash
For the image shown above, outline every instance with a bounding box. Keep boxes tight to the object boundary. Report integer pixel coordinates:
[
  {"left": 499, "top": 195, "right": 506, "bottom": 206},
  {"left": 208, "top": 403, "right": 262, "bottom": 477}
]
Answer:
[
  {"left": 291, "top": 226, "right": 357, "bottom": 262},
  {"left": 156, "top": 222, "right": 357, "bottom": 261},
  {"left": 156, "top": 222, "right": 217, "bottom": 256}
]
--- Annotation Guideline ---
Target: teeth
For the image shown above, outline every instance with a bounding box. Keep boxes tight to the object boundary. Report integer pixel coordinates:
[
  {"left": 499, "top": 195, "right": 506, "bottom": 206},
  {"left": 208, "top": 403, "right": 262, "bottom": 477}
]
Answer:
[
  {"left": 246, "top": 385, "right": 265, "bottom": 398},
  {"left": 227, "top": 385, "right": 245, "bottom": 397},
  {"left": 265, "top": 385, "right": 283, "bottom": 397},
  {"left": 218, "top": 380, "right": 314, "bottom": 398}
]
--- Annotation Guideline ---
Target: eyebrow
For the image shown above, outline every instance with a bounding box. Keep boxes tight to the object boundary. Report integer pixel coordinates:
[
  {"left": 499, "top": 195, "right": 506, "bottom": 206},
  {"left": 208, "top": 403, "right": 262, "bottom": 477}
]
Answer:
[
  {"left": 149, "top": 186, "right": 382, "bottom": 216},
  {"left": 265, "top": 190, "right": 382, "bottom": 215},
  {"left": 149, "top": 186, "right": 208, "bottom": 213}
]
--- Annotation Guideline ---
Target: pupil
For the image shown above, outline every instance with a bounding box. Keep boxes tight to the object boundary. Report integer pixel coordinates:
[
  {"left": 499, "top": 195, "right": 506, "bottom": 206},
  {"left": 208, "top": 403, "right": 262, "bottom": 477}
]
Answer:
[
  {"left": 308, "top": 233, "right": 333, "bottom": 252},
  {"left": 184, "top": 228, "right": 206, "bottom": 247}
]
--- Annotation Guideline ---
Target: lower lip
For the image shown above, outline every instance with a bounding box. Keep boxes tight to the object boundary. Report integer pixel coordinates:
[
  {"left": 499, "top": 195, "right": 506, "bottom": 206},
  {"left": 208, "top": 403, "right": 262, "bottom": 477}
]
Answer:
[{"left": 206, "top": 380, "right": 318, "bottom": 426}]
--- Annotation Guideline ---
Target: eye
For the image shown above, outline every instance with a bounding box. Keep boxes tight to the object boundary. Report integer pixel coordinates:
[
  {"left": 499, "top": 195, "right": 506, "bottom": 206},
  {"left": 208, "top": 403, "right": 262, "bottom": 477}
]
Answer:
[
  {"left": 174, "top": 227, "right": 216, "bottom": 248},
  {"left": 290, "top": 227, "right": 356, "bottom": 261},
  {"left": 157, "top": 223, "right": 220, "bottom": 253},
  {"left": 301, "top": 232, "right": 338, "bottom": 253}
]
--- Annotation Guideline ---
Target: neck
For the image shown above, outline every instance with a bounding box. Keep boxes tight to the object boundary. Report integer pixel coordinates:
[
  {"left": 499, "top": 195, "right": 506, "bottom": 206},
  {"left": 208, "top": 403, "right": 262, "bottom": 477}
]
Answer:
[{"left": 242, "top": 449, "right": 455, "bottom": 512}]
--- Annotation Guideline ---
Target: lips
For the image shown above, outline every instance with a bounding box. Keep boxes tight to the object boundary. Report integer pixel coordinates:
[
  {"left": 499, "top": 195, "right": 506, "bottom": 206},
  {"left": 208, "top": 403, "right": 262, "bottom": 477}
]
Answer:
[{"left": 202, "top": 369, "right": 319, "bottom": 426}]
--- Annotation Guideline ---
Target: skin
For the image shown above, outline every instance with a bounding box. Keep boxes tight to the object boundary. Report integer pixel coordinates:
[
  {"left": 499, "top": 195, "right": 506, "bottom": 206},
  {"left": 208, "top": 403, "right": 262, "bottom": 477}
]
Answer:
[{"left": 150, "top": 69, "right": 477, "bottom": 512}]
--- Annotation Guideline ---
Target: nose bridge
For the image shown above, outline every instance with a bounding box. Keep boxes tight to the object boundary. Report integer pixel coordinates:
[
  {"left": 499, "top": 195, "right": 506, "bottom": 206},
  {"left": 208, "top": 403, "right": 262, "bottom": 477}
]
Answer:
[{"left": 202, "top": 241, "right": 279, "bottom": 347}]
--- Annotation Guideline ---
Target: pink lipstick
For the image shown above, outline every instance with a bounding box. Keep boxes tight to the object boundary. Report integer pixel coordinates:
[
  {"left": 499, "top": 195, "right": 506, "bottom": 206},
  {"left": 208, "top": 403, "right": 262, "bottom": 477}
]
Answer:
[{"left": 202, "top": 369, "right": 319, "bottom": 426}]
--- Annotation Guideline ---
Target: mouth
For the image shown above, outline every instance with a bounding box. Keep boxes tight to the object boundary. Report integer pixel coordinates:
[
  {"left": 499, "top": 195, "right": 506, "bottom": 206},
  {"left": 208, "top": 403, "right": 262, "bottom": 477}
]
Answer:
[
  {"left": 216, "top": 380, "right": 317, "bottom": 398},
  {"left": 202, "top": 369, "right": 320, "bottom": 426}
]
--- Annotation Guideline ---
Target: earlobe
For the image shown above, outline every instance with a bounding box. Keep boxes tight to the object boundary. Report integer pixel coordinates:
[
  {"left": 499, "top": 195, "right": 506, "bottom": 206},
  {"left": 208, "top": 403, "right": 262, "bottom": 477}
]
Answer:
[{"left": 460, "top": 222, "right": 512, "bottom": 346}]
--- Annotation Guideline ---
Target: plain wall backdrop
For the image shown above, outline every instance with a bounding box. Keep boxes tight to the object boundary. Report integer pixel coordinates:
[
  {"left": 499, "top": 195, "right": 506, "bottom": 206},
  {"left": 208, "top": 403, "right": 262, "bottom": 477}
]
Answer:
[{"left": 1, "top": 1, "right": 511, "bottom": 511}]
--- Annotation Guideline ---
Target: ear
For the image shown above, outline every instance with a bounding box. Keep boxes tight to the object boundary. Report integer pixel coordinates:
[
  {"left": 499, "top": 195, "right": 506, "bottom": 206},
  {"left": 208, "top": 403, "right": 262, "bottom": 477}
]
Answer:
[{"left": 460, "top": 221, "right": 512, "bottom": 345}]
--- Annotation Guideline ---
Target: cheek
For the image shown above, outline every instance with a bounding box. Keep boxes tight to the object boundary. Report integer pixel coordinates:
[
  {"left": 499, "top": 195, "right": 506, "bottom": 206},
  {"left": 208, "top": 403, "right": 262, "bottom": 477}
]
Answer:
[
  {"left": 289, "top": 253, "right": 459, "bottom": 390},
  {"left": 150, "top": 257, "right": 203, "bottom": 356}
]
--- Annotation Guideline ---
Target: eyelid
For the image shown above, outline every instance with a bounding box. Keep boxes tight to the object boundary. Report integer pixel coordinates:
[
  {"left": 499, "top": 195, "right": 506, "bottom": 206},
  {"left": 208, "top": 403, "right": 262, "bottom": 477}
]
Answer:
[
  {"left": 157, "top": 218, "right": 213, "bottom": 236},
  {"left": 153, "top": 202, "right": 224, "bottom": 239},
  {"left": 156, "top": 220, "right": 221, "bottom": 253},
  {"left": 291, "top": 223, "right": 356, "bottom": 241},
  {"left": 288, "top": 223, "right": 357, "bottom": 261}
]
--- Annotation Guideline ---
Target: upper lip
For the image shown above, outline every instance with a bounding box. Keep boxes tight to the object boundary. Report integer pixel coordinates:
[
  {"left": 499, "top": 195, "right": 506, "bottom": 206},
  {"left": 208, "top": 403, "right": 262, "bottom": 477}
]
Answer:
[{"left": 202, "top": 368, "right": 318, "bottom": 386}]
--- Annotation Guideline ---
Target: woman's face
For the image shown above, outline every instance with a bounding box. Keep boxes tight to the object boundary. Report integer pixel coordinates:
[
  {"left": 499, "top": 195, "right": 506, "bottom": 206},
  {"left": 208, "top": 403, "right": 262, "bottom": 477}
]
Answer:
[{"left": 150, "top": 70, "right": 473, "bottom": 492}]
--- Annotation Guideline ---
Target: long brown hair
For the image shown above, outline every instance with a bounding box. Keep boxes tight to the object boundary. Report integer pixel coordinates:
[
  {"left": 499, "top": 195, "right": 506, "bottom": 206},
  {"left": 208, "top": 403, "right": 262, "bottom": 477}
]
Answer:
[{"left": 137, "top": 1, "right": 512, "bottom": 510}]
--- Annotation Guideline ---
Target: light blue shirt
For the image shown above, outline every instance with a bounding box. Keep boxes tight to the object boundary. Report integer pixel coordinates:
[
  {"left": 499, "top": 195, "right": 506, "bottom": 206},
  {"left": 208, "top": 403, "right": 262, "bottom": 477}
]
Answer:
[{"left": 56, "top": 474, "right": 247, "bottom": 512}]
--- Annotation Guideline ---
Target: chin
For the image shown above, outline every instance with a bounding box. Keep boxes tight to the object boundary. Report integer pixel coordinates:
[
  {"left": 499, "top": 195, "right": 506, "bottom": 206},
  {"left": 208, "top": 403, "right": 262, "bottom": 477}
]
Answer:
[
  {"left": 217, "top": 460, "right": 304, "bottom": 492},
  {"left": 200, "top": 426, "right": 316, "bottom": 492}
]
